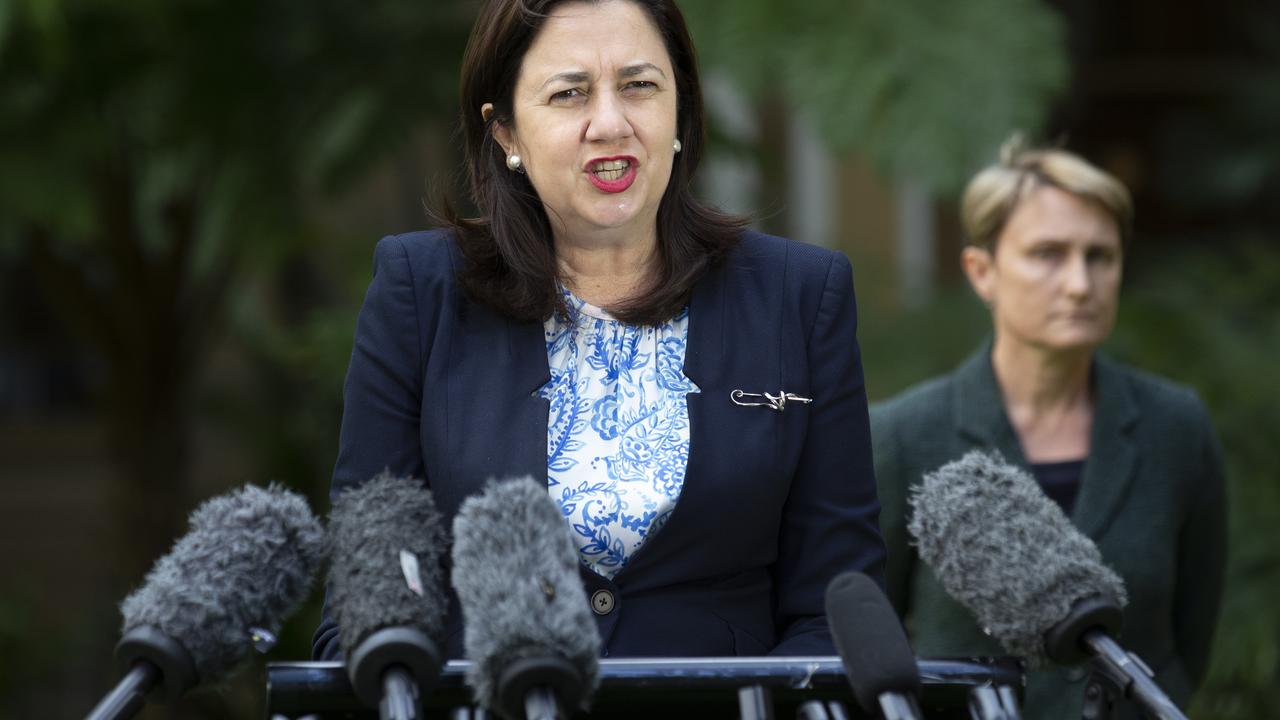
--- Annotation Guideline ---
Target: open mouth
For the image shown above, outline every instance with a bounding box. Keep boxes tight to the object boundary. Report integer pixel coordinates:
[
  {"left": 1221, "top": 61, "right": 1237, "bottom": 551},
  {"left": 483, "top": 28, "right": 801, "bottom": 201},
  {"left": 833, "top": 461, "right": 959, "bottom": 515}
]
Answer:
[
  {"left": 585, "top": 156, "right": 638, "bottom": 193},
  {"left": 590, "top": 158, "right": 631, "bottom": 181}
]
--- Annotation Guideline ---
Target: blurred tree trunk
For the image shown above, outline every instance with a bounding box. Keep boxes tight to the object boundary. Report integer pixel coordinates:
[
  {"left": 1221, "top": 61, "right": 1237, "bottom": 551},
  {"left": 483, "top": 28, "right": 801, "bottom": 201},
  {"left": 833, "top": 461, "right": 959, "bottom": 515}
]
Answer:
[{"left": 25, "top": 152, "right": 233, "bottom": 583}]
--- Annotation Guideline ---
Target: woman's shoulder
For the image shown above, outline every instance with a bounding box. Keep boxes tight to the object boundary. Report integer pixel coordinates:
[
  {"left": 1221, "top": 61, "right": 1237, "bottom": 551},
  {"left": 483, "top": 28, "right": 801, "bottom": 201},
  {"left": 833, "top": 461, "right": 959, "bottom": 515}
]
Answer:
[
  {"left": 1098, "top": 354, "right": 1214, "bottom": 429},
  {"left": 871, "top": 372, "right": 958, "bottom": 431},
  {"left": 721, "top": 232, "right": 855, "bottom": 320},
  {"left": 732, "top": 230, "right": 850, "bottom": 275},
  {"left": 1098, "top": 356, "right": 1224, "bottom": 500},
  {"left": 370, "top": 228, "right": 462, "bottom": 287},
  {"left": 374, "top": 228, "right": 459, "bottom": 266}
]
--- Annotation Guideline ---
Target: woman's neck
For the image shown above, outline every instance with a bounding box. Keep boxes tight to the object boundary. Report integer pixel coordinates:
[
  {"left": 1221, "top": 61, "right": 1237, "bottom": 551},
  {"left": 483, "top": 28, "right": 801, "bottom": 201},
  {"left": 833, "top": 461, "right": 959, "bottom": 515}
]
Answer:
[
  {"left": 554, "top": 229, "right": 659, "bottom": 308},
  {"left": 991, "top": 335, "right": 1095, "bottom": 462}
]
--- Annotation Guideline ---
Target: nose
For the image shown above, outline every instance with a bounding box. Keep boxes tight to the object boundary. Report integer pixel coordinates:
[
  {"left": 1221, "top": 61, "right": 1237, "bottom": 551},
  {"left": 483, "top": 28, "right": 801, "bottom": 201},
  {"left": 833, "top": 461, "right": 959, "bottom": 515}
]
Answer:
[
  {"left": 583, "top": 90, "right": 633, "bottom": 144},
  {"left": 1063, "top": 251, "right": 1092, "bottom": 299}
]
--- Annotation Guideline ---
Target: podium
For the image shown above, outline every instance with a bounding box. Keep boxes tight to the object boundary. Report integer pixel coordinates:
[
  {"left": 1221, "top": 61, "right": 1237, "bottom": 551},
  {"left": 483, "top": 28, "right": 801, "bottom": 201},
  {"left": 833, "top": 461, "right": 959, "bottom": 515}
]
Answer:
[{"left": 266, "top": 656, "right": 1023, "bottom": 718}]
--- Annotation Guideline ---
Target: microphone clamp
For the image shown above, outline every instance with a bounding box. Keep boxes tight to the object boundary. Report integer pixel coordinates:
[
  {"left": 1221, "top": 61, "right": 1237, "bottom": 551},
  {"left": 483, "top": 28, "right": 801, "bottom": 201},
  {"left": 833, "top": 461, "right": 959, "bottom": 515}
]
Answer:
[
  {"left": 347, "top": 626, "right": 443, "bottom": 707},
  {"left": 496, "top": 655, "right": 587, "bottom": 720},
  {"left": 115, "top": 625, "right": 198, "bottom": 703},
  {"left": 1042, "top": 595, "right": 1123, "bottom": 666}
]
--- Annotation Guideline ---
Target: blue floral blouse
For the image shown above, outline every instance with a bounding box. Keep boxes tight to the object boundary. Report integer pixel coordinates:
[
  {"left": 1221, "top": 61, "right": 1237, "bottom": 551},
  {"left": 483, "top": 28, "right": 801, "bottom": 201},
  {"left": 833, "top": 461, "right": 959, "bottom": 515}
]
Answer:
[{"left": 538, "top": 289, "right": 701, "bottom": 579}]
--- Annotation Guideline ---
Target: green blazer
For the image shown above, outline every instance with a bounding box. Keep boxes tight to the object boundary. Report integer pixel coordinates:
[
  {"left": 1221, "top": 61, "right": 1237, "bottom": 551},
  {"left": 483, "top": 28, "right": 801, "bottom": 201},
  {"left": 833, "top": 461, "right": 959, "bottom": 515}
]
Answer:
[{"left": 872, "top": 343, "right": 1226, "bottom": 720}]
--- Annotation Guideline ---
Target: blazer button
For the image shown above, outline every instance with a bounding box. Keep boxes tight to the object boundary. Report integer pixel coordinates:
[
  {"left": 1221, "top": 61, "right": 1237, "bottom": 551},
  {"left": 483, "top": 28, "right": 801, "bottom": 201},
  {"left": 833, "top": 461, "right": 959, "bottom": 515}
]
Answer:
[{"left": 590, "top": 589, "right": 616, "bottom": 616}]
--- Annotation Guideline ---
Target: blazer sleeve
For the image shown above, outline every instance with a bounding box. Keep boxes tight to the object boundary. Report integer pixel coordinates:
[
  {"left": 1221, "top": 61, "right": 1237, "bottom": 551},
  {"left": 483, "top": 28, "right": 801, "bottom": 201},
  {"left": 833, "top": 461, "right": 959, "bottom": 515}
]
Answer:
[
  {"left": 770, "top": 252, "right": 887, "bottom": 655},
  {"left": 312, "top": 235, "right": 431, "bottom": 661},
  {"left": 1173, "top": 406, "right": 1227, "bottom": 691}
]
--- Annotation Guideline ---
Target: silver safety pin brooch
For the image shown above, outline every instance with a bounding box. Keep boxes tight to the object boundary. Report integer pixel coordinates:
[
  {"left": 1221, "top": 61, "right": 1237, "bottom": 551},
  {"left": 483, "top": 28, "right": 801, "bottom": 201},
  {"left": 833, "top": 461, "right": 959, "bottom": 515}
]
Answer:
[{"left": 730, "top": 389, "right": 813, "bottom": 412}]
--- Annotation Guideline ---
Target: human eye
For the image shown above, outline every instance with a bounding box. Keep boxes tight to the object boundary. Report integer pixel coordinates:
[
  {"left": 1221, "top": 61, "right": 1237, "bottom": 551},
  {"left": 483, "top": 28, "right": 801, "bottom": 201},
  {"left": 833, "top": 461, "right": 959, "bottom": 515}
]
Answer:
[
  {"left": 549, "top": 87, "right": 587, "bottom": 105},
  {"left": 1087, "top": 247, "right": 1118, "bottom": 265},
  {"left": 1030, "top": 244, "right": 1064, "bottom": 260},
  {"left": 621, "top": 80, "right": 659, "bottom": 97}
]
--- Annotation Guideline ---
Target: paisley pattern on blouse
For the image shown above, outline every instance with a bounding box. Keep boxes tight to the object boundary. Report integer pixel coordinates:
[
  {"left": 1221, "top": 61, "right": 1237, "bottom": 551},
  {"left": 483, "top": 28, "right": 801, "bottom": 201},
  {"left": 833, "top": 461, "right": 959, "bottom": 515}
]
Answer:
[{"left": 539, "top": 289, "right": 700, "bottom": 579}]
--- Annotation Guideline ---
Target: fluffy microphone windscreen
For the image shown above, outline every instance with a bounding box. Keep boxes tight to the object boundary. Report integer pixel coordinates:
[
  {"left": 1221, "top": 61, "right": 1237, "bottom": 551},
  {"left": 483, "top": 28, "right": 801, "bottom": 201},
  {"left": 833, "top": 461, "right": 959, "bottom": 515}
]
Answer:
[
  {"left": 451, "top": 476, "right": 601, "bottom": 712},
  {"left": 907, "top": 450, "right": 1127, "bottom": 666},
  {"left": 120, "top": 483, "right": 325, "bottom": 682},
  {"left": 328, "top": 472, "right": 448, "bottom": 659},
  {"left": 825, "top": 571, "right": 921, "bottom": 713}
]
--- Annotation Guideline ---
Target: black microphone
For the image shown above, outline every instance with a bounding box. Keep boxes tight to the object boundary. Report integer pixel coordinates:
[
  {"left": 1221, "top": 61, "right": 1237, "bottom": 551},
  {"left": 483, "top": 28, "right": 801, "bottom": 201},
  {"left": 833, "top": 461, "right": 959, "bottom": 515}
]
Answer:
[
  {"left": 86, "top": 484, "right": 325, "bottom": 720},
  {"left": 824, "top": 571, "right": 923, "bottom": 720},
  {"left": 451, "top": 477, "right": 600, "bottom": 720},
  {"left": 909, "top": 451, "right": 1188, "bottom": 720},
  {"left": 328, "top": 473, "right": 449, "bottom": 720}
]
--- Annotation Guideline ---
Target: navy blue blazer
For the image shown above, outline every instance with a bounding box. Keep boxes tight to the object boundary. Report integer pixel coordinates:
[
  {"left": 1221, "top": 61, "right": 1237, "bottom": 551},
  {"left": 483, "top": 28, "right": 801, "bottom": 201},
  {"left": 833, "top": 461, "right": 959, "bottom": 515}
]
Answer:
[{"left": 312, "top": 229, "right": 886, "bottom": 661}]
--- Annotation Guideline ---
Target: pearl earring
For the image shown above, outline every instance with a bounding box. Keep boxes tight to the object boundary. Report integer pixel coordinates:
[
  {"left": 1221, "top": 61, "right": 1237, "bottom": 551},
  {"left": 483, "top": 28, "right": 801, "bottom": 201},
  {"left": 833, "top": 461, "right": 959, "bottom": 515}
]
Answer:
[
  {"left": 506, "top": 154, "right": 522, "bottom": 171},
  {"left": 673, "top": 139, "right": 682, "bottom": 153}
]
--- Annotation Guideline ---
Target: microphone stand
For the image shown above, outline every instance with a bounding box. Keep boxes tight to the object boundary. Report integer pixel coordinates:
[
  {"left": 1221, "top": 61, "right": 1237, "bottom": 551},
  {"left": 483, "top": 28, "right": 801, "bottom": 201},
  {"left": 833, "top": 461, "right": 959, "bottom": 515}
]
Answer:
[
  {"left": 522, "top": 686, "right": 562, "bottom": 720},
  {"left": 877, "top": 692, "right": 924, "bottom": 720},
  {"left": 379, "top": 665, "right": 422, "bottom": 720},
  {"left": 738, "top": 685, "right": 775, "bottom": 720},
  {"left": 1080, "top": 630, "right": 1187, "bottom": 720},
  {"left": 796, "top": 700, "right": 851, "bottom": 720},
  {"left": 86, "top": 626, "right": 198, "bottom": 720},
  {"left": 968, "top": 684, "right": 1022, "bottom": 720},
  {"left": 85, "top": 661, "right": 161, "bottom": 720}
]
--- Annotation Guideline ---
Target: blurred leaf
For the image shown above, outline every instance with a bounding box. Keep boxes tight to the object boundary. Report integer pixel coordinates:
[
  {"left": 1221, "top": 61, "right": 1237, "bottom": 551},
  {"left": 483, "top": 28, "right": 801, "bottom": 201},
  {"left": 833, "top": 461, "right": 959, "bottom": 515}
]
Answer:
[
  {"left": 0, "top": 2, "right": 472, "bottom": 711},
  {"left": 684, "top": 0, "right": 1069, "bottom": 191}
]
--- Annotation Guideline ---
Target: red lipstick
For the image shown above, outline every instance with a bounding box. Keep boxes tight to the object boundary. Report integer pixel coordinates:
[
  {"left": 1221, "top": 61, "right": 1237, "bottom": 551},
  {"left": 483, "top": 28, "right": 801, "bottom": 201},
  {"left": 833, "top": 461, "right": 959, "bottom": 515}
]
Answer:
[{"left": 584, "top": 155, "right": 638, "bottom": 193}]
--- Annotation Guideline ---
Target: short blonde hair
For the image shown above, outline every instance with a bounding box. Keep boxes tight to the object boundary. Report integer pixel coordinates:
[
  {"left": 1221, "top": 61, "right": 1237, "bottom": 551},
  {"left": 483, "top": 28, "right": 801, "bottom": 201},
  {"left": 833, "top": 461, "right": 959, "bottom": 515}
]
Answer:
[{"left": 960, "top": 135, "right": 1133, "bottom": 251}]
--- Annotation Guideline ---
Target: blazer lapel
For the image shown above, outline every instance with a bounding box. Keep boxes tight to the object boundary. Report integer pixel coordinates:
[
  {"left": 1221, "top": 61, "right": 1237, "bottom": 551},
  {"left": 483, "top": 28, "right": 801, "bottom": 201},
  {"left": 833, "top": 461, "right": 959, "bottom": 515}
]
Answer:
[
  {"left": 951, "top": 344, "right": 1139, "bottom": 539},
  {"left": 682, "top": 261, "right": 726, "bottom": 390},
  {"left": 439, "top": 301, "right": 549, "bottom": 522},
  {"left": 1072, "top": 354, "right": 1139, "bottom": 538},
  {"left": 952, "top": 342, "right": 1029, "bottom": 467},
  {"left": 507, "top": 315, "right": 553, "bottom": 482}
]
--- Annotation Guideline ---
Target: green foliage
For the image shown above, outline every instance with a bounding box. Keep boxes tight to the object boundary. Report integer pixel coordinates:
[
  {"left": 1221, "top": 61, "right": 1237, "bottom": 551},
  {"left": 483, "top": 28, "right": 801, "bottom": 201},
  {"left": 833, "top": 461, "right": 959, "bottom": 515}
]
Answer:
[
  {"left": 860, "top": 282, "right": 991, "bottom": 401},
  {"left": 682, "top": 0, "right": 1069, "bottom": 191},
  {"left": 0, "top": 1, "right": 473, "bottom": 713},
  {"left": 0, "top": 0, "right": 470, "bottom": 249}
]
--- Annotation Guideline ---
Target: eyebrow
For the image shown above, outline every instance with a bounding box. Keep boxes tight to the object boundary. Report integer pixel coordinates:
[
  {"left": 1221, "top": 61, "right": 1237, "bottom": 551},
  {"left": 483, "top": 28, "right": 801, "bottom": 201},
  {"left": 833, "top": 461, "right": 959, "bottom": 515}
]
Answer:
[
  {"left": 538, "top": 63, "right": 667, "bottom": 91},
  {"left": 620, "top": 63, "right": 666, "bottom": 79},
  {"left": 1027, "top": 236, "right": 1118, "bottom": 249},
  {"left": 539, "top": 71, "right": 590, "bottom": 91}
]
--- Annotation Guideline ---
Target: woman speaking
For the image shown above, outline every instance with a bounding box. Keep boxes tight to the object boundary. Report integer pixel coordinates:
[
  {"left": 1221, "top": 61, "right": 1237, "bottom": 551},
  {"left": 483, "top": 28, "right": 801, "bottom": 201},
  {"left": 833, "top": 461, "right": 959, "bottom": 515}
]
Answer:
[{"left": 312, "top": 0, "right": 885, "bottom": 661}]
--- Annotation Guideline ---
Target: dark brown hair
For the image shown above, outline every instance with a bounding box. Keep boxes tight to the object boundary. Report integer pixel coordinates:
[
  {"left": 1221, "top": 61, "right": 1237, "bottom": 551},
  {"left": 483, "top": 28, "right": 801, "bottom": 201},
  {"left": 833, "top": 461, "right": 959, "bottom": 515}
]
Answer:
[{"left": 446, "top": 0, "right": 744, "bottom": 325}]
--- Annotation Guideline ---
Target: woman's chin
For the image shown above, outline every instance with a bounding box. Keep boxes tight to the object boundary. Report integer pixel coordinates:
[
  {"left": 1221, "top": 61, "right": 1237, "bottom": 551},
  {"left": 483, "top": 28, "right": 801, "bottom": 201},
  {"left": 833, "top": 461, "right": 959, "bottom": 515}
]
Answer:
[
  {"left": 575, "top": 203, "right": 652, "bottom": 235},
  {"left": 1042, "top": 332, "right": 1108, "bottom": 355}
]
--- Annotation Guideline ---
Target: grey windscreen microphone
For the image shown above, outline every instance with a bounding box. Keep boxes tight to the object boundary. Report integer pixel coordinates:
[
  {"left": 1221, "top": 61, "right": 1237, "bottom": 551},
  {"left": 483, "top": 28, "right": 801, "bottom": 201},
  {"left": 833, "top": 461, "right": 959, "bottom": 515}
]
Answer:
[
  {"left": 451, "top": 476, "right": 600, "bottom": 720},
  {"left": 89, "top": 483, "right": 325, "bottom": 720},
  {"left": 328, "top": 473, "right": 449, "bottom": 718}
]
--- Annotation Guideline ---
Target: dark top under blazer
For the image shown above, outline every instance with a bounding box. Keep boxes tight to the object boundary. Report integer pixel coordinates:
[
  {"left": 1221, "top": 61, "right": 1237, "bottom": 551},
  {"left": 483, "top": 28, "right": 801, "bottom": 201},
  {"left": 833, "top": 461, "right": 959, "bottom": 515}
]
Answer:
[
  {"left": 872, "top": 344, "right": 1226, "bottom": 720},
  {"left": 312, "top": 229, "right": 886, "bottom": 661}
]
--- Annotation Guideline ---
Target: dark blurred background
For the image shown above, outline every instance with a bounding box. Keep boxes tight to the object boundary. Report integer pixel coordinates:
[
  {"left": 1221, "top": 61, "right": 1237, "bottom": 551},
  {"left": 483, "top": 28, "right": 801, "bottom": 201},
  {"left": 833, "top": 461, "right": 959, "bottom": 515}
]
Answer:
[{"left": 1, "top": 0, "right": 1276, "bottom": 717}]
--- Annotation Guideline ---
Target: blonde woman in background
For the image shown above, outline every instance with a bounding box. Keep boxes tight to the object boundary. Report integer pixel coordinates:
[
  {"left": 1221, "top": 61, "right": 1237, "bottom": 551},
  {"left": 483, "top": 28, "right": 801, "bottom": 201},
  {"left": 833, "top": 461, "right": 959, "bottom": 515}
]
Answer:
[{"left": 872, "top": 138, "right": 1226, "bottom": 719}]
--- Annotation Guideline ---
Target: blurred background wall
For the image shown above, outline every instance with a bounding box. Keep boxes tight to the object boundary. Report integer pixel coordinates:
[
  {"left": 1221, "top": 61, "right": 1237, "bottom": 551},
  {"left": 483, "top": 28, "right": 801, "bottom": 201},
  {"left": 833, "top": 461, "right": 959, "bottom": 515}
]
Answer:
[{"left": 1, "top": 0, "right": 1276, "bottom": 717}]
